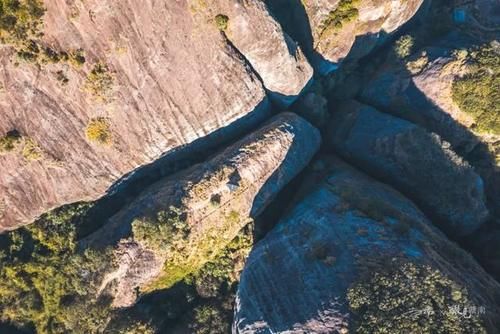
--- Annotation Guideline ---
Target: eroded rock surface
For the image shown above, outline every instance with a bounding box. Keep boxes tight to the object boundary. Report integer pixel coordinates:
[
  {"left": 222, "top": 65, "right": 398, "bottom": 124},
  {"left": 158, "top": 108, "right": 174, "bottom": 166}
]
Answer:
[
  {"left": 234, "top": 156, "right": 500, "bottom": 333},
  {"left": 84, "top": 112, "right": 321, "bottom": 307},
  {"left": 0, "top": 0, "right": 315, "bottom": 232},
  {"left": 266, "top": 0, "right": 423, "bottom": 73},
  {"left": 328, "top": 100, "right": 488, "bottom": 237}
]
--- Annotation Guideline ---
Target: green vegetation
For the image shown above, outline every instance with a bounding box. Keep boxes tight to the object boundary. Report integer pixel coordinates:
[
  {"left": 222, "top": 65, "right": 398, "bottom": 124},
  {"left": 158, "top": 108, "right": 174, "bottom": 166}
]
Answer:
[
  {"left": 0, "top": 0, "right": 45, "bottom": 53},
  {"left": 214, "top": 14, "right": 229, "bottom": 31},
  {"left": 394, "top": 34, "right": 415, "bottom": 59},
  {"left": 85, "top": 117, "right": 112, "bottom": 145},
  {"left": 190, "top": 305, "right": 228, "bottom": 334},
  {"left": 85, "top": 63, "right": 114, "bottom": 101},
  {"left": 322, "top": 0, "right": 359, "bottom": 32},
  {"left": 0, "top": 203, "right": 114, "bottom": 334},
  {"left": 452, "top": 44, "right": 500, "bottom": 135},
  {"left": 0, "top": 130, "right": 22, "bottom": 152},
  {"left": 186, "top": 229, "right": 252, "bottom": 298},
  {"left": 347, "top": 261, "right": 485, "bottom": 333},
  {"left": 132, "top": 206, "right": 190, "bottom": 253}
]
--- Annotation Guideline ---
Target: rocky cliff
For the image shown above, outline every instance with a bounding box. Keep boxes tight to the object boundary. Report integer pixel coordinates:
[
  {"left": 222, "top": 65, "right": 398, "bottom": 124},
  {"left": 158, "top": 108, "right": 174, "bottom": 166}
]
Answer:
[
  {"left": 84, "top": 112, "right": 320, "bottom": 307},
  {"left": 234, "top": 156, "right": 500, "bottom": 333},
  {"left": 0, "top": 0, "right": 312, "bottom": 232},
  {"left": 328, "top": 100, "right": 489, "bottom": 237},
  {"left": 265, "top": 0, "right": 424, "bottom": 73}
]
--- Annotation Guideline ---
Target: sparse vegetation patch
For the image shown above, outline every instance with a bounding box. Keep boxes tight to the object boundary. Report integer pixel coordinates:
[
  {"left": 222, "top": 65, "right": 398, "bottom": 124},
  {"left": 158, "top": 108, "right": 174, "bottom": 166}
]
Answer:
[
  {"left": 214, "top": 14, "right": 229, "bottom": 31},
  {"left": 0, "top": 129, "right": 22, "bottom": 152},
  {"left": 85, "top": 117, "right": 112, "bottom": 145},
  {"left": 85, "top": 63, "right": 114, "bottom": 101},
  {"left": 452, "top": 44, "right": 500, "bottom": 135},
  {"left": 321, "top": 0, "right": 360, "bottom": 32}
]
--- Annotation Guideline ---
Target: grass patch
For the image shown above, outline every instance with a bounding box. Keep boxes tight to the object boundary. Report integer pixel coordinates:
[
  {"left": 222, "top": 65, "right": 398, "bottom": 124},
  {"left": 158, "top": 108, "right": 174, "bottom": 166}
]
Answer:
[
  {"left": 452, "top": 44, "right": 500, "bottom": 135},
  {"left": 22, "top": 138, "right": 42, "bottom": 160},
  {"left": 85, "top": 117, "right": 112, "bottom": 145}
]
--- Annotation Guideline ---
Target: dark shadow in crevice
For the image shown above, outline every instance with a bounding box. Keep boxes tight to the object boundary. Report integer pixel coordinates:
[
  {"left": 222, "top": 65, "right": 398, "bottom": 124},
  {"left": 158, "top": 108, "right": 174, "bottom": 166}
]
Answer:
[{"left": 263, "top": 0, "right": 337, "bottom": 75}]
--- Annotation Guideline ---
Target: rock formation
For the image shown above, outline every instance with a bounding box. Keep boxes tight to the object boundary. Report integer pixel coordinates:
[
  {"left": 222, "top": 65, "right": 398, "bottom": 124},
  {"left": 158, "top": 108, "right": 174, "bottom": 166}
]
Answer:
[
  {"left": 84, "top": 112, "right": 320, "bottom": 307},
  {"left": 265, "top": 0, "right": 424, "bottom": 73},
  {"left": 234, "top": 156, "right": 500, "bottom": 333},
  {"left": 0, "top": 0, "right": 312, "bottom": 232},
  {"left": 327, "top": 100, "right": 489, "bottom": 237}
]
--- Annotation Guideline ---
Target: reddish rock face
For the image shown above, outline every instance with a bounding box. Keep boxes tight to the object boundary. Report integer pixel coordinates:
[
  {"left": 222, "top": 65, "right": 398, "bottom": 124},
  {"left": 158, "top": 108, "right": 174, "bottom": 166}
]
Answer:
[{"left": 0, "top": 0, "right": 313, "bottom": 231}]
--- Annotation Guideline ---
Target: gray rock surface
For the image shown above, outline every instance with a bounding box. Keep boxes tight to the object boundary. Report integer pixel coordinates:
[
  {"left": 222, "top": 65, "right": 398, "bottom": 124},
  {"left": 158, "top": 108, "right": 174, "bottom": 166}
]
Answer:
[
  {"left": 327, "top": 101, "right": 488, "bottom": 237},
  {"left": 84, "top": 112, "right": 321, "bottom": 307},
  {"left": 234, "top": 156, "right": 500, "bottom": 333}
]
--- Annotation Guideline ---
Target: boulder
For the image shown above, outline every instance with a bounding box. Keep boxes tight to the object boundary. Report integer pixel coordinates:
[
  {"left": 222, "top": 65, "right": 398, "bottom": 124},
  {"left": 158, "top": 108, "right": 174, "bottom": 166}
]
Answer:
[
  {"left": 0, "top": 0, "right": 313, "bottom": 231},
  {"left": 83, "top": 112, "right": 321, "bottom": 307},
  {"left": 327, "top": 101, "right": 488, "bottom": 237},
  {"left": 234, "top": 156, "right": 500, "bottom": 333},
  {"left": 265, "top": 0, "right": 424, "bottom": 73}
]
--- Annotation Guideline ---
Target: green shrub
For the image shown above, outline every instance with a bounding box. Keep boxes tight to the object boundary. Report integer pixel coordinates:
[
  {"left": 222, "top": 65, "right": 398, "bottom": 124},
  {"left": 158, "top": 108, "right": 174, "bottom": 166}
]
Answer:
[
  {"left": 85, "top": 117, "right": 112, "bottom": 145},
  {"left": 322, "top": 0, "right": 359, "bottom": 32},
  {"left": 214, "top": 14, "right": 229, "bottom": 31},
  {"left": 452, "top": 44, "right": 499, "bottom": 135},
  {"left": 0, "top": 203, "right": 114, "bottom": 334},
  {"left": 0, "top": 129, "right": 22, "bottom": 152},
  {"left": 132, "top": 206, "right": 190, "bottom": 253},
  {"left": 190, "top": 305, "right": 228, "bottom": 334},
  {"left": 394, "top": 34, "right": 414, "bottom": 58},
  {"left": 347, "top": 261, "right": 485, "bottom": 333}
]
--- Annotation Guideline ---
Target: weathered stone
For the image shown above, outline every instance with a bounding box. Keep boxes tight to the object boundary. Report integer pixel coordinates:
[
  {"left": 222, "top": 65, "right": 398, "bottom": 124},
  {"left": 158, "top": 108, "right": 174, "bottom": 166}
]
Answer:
[
  {"left": 84, "top": 112, "right": 321, "bottom": 307},
  {"left": 234, "top": 156, "right": 500, "bottom": 333},
  {"left": 0, "top": 0, "right": 315, "bottom": 232},
  {"left": 327, "top": 101, "right": 488, "bottom": 237},
  {"left": 265, "top": 0, "right": 423, "bottom": 73}
]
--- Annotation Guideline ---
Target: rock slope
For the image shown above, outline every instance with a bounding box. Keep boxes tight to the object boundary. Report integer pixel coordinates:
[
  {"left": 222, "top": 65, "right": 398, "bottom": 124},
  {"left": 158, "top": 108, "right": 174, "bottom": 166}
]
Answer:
[
  {"left": 84, "top": 112, "right": 320, "bottom": 307},
  {"left": 327, "top": 100, "right": 489, "bottom": 237},
  {"left": 0, "top": 0, "right": 312, "bottom": 232},
  {"left": 234, "top": 156, "right": 500, "bottom": 333},
  {"left": 266, "top": 0, "right": 423, "bottom": 73}
]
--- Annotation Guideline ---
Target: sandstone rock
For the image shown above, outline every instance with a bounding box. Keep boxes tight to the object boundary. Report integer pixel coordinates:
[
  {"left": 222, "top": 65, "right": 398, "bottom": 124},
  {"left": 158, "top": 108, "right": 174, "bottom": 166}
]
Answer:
[
  {"left": 327, "top": 101, "right": 488, "bottom": 237},
  {"left": 265, "top": 0, "right": 423, "bottom": 73},
  {"left": 0, "top": 0, "right": 315, "bottom": 232},
  {"left": 234, "top": 156, "right": 500, "bottom": 333},
  {"left": 83, "top": 112, "right": 321, "bottom": 307}
]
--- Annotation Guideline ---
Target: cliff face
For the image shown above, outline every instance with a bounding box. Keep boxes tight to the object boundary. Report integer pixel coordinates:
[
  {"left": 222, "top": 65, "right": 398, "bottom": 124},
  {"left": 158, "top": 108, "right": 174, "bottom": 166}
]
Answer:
[
  {"left": 327, "top": 101, "right": 489, "bottom": 237},
  {"left": 83, "top": 113, "right": 320, "bottom": 308},
  {"left": 265, "top": 0, "right": 424, "bottom": 73},
  {"left": 0, "top": 0, "right": 312, "bottom": 232},
  {"left": 234, "top": 156, "right": 500, "bottom": 333}
]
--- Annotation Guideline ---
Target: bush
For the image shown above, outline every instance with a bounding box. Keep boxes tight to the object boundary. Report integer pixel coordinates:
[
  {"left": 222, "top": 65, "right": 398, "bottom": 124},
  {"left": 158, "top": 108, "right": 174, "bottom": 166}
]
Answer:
[
  {"left": 214, "top": 14, "right": 229, "bottom": 31},
  {"left": 85, "top": 117, "right": 112, "bottom": 145},
  {"left": 347, "top": 261, "right": 485, "bottom": 333},
  {"left": 0, "top": 203, "right": 114, "bottom": 334},
  {"left": 0, "top": 129, "right": 22, "bottom": 152},
  {"left": 394, "top": 34, "right": 414, "bottom": 59},
  {"left": 452, "top": 44, "right": 499, "bottom": 135},
  {"left": 322, "top": 0, "right": 359, "bottom": 31},
  {"left": 190, "top": 305, "right": 229, "bottom": 334},
  {"left": 85, "top": 63, "right": 114, "bottom": 101},
  {"left": 132, "top": 206, "right": 189, "bottom": 253}
]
